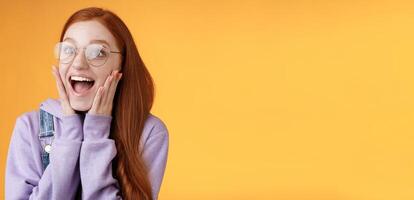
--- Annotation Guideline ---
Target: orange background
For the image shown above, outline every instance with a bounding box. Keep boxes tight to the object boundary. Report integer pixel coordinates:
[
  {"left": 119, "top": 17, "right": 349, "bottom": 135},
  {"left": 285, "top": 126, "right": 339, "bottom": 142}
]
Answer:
[{"left": 1, "top": 0, "right": 414, "bottom": 199}]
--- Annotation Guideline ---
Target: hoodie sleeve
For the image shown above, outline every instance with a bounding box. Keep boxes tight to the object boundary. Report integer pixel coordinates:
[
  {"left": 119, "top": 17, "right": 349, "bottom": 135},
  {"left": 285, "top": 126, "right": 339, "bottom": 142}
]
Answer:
[
  {"left": 5, "top": 113, "right": 83, "bottom": 200},
  {"left": 141, "top": 128, "right": 169, "bottom": 200},
  {"left": 80, "top": 114, "right": 169, "bottom": 200},
  {"left": 80, "top": 113, "right": 122, "bottom": 200}
]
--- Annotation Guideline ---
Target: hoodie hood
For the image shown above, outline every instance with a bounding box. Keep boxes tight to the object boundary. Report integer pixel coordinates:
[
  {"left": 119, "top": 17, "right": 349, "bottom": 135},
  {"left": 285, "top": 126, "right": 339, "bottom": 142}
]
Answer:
[{"left": 39, "top": 98, "right": 64, "bottom": 119}]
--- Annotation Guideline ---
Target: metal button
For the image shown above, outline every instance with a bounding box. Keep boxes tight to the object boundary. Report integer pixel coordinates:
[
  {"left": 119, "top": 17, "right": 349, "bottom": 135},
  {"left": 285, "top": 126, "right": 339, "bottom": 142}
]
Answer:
[{"left": 44, "top": 144, "right": 52, "bottom": 153}]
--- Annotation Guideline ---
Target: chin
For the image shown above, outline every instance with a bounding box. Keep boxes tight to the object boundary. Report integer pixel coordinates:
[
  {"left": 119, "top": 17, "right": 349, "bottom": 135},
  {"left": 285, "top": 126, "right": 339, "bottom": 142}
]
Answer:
[{"left": 69, "top": 99, "right": 92, "bottom": 112}]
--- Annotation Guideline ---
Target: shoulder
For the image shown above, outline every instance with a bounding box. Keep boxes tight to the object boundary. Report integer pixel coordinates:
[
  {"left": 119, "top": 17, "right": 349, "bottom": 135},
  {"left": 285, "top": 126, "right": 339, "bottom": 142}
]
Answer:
[
  {"left": 14, "top": 110, "right": 39, "bottom": 133},
  {"left": 10, "top": 110, "right": 40, "bottom": 147},
  {"left": 143, "top": 113, "right": 169, "bottom": 135},
  {"left": 139, "top": 113, "right": 169, "bottom": 151}
]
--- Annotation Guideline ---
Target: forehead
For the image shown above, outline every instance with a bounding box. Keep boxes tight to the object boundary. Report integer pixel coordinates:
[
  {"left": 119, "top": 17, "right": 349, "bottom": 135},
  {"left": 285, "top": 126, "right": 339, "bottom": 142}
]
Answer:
[{"left": 63, "top": 20, "right": 117, "bottom": 49}]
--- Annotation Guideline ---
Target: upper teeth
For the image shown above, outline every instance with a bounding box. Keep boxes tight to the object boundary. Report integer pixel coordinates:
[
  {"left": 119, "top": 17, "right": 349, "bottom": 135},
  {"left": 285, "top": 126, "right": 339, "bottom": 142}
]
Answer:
[{"left": 71, "top": 76, "right": 93, "bottom": 82}]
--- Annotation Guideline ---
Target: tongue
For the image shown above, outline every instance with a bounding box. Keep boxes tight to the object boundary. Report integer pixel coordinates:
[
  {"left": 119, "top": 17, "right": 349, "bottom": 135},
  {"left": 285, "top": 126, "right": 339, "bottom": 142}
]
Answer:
[{"left": 73, "top": 81, "right": 93, "bottom": 94}]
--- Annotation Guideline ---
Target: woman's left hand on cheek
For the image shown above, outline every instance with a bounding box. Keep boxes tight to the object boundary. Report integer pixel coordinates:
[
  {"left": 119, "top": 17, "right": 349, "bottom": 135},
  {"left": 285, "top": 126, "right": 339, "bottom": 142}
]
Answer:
[{"left": 88, "top": 70, "right": 122, "bottom": 116}]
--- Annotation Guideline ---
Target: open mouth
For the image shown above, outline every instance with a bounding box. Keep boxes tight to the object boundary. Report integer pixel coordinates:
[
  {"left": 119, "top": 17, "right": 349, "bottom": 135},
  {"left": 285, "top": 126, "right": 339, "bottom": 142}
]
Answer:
[{"left": 68, "top": 75, "right": 95, "bottom": 96}]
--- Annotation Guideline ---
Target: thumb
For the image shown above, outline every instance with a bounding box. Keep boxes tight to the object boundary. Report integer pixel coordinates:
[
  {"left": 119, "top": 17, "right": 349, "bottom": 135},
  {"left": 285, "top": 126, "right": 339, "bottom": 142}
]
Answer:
[{"left": 52, "top": 65, "right": 75, "bottom": 115}]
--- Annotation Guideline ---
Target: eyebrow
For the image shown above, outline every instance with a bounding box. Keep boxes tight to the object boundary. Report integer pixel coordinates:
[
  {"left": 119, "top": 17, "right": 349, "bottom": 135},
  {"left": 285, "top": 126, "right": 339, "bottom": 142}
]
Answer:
[{"left": 63, "top": 37, "right": 111, "bottom": 47}]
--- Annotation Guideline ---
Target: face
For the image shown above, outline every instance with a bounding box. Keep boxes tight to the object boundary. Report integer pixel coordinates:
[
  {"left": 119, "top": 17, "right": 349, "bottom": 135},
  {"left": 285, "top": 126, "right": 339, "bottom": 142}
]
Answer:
[{"left": 58, "top": 20, "right": 122, "bottom": 112}]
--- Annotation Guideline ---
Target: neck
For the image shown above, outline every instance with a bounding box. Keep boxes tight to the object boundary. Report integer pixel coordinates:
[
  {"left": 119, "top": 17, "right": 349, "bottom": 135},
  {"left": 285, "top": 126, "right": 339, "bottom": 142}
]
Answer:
[{"left": 75, "top": 110, "right": 88, "bottom": 115}]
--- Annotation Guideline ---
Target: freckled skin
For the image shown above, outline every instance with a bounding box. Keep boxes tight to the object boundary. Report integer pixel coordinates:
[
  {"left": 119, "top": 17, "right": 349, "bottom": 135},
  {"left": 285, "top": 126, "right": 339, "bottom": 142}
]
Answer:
[{"left": 58, "top": 20, "right": 122, "bottom": 112}]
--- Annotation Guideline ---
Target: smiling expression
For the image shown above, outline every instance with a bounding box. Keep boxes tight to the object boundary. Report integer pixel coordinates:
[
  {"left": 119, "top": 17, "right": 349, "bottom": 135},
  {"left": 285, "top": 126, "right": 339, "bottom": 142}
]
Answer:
[{"left": 58, "top": 20, "right": 122, "bottom": 112}]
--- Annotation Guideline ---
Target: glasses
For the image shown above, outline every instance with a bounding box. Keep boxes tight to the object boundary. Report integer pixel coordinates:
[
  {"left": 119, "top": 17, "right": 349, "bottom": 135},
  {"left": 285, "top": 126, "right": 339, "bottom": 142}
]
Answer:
[{"left": 54, "top": 41, "right": 121, "bottom": 67}]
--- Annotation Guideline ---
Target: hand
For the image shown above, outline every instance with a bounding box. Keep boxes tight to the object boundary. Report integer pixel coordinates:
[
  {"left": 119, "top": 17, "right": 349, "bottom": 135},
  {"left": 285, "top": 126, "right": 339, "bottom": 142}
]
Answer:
[
  {"left": 88, "top": 70, "right": 122, "bottom": 116},
  {"left": 51, "top": 65, "right": 76, "bottom": 116}
]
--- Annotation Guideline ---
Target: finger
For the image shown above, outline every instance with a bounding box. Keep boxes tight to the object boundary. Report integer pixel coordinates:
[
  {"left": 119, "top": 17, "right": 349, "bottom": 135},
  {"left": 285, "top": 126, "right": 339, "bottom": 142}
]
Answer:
[
  {"left": 101, "top": 70, "right": 115, "bottom": 104},
  {"left": 90, "top": 70, "right": 113, "bottom": 114},
  {"left": 107, "top": 72, "right": 122, "bottom": 103},
  {"left": 52, "top": 65, "right": 69, "bottom": 102},
  {"left": 103, "top": 71, "right": 114, "bottom": 92},
  {"left": 90, "top": 86, "right": 103, "bottom": 114},
  {"left": 52, "top": 65, "right": 75, "bottom": 115},
  {"left": 106, "top": 71, "right": 119, "bottom": 99}
]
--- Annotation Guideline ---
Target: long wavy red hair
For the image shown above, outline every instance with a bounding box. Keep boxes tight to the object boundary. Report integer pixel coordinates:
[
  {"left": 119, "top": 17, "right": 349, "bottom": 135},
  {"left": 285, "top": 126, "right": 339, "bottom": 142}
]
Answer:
[{"left": 59, "top": 7, "right": 155, "bottom": 200}]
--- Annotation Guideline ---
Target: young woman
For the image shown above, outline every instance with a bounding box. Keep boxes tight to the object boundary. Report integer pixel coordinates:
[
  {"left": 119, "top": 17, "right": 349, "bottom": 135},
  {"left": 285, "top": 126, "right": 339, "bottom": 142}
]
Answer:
[{"left": 5, "top": 7, "right": 169, "bottom": 200}]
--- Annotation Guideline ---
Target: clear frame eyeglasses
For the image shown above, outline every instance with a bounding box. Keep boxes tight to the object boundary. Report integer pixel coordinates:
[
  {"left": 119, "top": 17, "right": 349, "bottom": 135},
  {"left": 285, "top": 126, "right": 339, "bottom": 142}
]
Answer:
[{"left": 54, "top": 41, "right": 122, "bottom": 67}]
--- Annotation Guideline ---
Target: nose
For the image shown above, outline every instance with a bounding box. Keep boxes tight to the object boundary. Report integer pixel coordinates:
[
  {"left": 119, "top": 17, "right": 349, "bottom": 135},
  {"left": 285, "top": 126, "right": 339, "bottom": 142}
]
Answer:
[{"left": 71, "top": 48, "right": 89, "bottom": 70}]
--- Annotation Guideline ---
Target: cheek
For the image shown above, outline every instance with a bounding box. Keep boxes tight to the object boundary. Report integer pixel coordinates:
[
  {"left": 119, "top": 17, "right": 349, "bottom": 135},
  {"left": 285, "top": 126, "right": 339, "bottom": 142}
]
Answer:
[
  {"left": 95, "top": 73, "right": 110, "bottom": 88},
  {"left": 95, "top": 65, "right": 121, "bottom": 85},
  {"left": 105, "top": 55, "right": 122, "bottom": 71},
  {"left": 58, "top": 68, "right": 67, "bottom": 83},
  {"left": 58, "top": 66, "right": 70, "bottom": 86}
]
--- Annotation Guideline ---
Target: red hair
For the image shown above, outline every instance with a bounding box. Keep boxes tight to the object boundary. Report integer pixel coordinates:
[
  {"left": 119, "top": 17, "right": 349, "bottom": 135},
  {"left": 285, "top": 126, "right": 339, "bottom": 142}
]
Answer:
[{"left": 60, "top": 7, "right": 155, "bottom": 200}]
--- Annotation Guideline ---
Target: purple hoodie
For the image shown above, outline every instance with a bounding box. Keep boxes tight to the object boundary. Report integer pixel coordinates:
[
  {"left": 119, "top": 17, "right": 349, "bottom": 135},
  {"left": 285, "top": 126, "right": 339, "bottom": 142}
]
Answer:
[{"left": 5, "top": 98, "right": 169, "bottom": 200}]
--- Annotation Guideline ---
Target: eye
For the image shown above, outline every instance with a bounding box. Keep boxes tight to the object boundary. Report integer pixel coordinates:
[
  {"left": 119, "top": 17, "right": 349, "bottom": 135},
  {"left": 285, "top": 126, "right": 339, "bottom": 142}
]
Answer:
[
  {"left": 97, "top": 49, "right": 107, "bottom": 57},
  {"left": 62, "top": 46, "right": 75, "bottom": 55},
  {"left": 54, "top": 42, "right": 76, "bottom": 60},
  {"left": 64, "top": 47, "right": 73, "bottom": 54},
  {"left": 86, "top": 44, "right": 108, "bottom": 60}
]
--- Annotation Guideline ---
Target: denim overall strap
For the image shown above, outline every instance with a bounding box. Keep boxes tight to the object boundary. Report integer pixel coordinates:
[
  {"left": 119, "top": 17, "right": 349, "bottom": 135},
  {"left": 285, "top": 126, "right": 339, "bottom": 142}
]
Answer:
[{"left": 39, "top": 109, "right": 55, "bottom": 171}]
